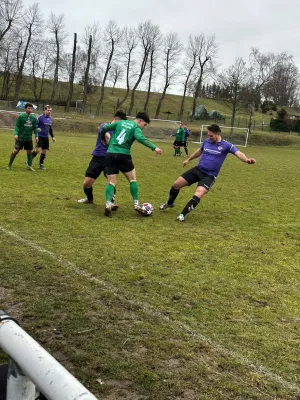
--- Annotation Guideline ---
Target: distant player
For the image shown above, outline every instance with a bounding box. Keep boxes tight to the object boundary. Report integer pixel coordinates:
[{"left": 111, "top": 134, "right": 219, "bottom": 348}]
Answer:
[
  {"left": 78, "top": 110, "right": 127, "bottom": 205},
  {"left": 7, "top": 103, "right": 38, "bottom": 171},
  {"left": 101, "top": 111, "right": 162, "bottom": 217},
  {"left": 183, "top": 124, "right": 190, "bottom": 156},
  {"left": 31, "top": 105, "right": 55, "bottom": 170},
  {"left": 170, "top": 122, "right": 185, "bottom": 156},
  {"left": 160, "top": 124, "right": 256, "bottom": 222}
]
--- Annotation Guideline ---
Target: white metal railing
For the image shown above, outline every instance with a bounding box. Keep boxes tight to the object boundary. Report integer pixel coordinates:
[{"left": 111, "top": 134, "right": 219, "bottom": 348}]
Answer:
[{"left": 0, "top": 311, "right": 98, "bottom": 400}]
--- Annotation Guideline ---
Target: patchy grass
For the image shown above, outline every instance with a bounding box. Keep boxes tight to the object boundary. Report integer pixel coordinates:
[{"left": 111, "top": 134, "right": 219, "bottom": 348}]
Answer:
[{"left": 0, "top": 130, "right": 300, "bottom": 399}]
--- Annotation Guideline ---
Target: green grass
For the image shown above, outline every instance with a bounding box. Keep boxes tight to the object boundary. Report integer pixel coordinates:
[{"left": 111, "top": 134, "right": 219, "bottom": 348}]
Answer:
[{"left": 0, "top": 129, "right": 300, "bottom": 399}]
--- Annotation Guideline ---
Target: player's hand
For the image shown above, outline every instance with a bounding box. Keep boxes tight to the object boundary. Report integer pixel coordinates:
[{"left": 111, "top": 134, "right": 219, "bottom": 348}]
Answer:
[
  {"left": 52, "top": 137, "right": 56, "bottom": 143},
  {"left": 247, "top": 158, "right": 256, "bottom": 164},
  {"left": 183, "top": 159, "right": 189, "bottom": 167},
  {"left": 155, "top": 147, "right": 162, "bottom": 155},
  {"left": 14, "top": 135, "right": 18, "bottom": 141},
  {"left": 35, "top": 137, "right": 39, "bottom": 142},
  {"left": 37, "top": 128, "right": 42, "bottom": 132}
]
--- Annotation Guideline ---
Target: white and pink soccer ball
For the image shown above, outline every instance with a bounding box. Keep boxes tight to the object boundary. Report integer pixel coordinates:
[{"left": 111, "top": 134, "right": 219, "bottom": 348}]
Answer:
[{"left": 140, "top": 203, "right": 154, "bottom": 216}]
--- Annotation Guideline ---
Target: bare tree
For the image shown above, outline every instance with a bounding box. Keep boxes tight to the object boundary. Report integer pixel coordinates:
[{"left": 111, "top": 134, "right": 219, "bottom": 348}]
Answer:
[
  {"left": 117, "top": 26, "right": 138, "bottom": 107},
  {"left": 128, "top": 20, "right": 159, "bottom": 116},
  {"left": 143, "top": 25, "right": 161, "bottom": 112},
  {"left": 65, "top": 32, "right": 77, "bottom": 111},
  {"left": 0, "top": 0, "right": 22, "bottom": 42},
  {"left": 14, "top": 2, "right": 42, "bottom": 100},
  {"left": 81, "top": 23, "right": 101, "bottom": 113},
  {"left": 0, "top": 30, "right": 18, "bottom": 98},
  {"left": 26, "top": 41, "right": 52, "bottom": 102},
  {"left": 155, "top": 32, "right": 181, "bottom": 119},
  {"left": 218, "top": 58, "right": 250, "bottom": 129},
  {"left": 96, "top": 20, "right": 120, "bottom": 115},
  {"left": 179, "top": 35, "right": 200, "bottom": 120},
  {"left": 191, "top": 34, "right": 218, "bottom": 118},
  {"left": 109, "top": 62, "right": 124, "bottom": 94},
  {"left": 49, "top": 13, "right": 67, "bottom": 103},
  {"left": 247, "top": 47, "right": 287, "bottom": 132}
]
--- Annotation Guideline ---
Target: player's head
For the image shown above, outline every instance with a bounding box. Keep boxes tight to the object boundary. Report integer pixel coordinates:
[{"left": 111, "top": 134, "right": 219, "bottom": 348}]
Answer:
[
  {"left": 180, "top": 122, "right": 184, "bottom": 127},
  {"left": 113, "top": 110, "right": 127, "bottom": 121},
  {"left": 135, "top": 111, "right": 150, "bottom": 130},
  {"left": 25, "top": 103, "right": 33, "bottom": 114},
  {"left": 207, "top": 124, "right": 221, "bottom": 143},
  {"left": 44, "top": 105, "right": 52, "bottom": 117}
]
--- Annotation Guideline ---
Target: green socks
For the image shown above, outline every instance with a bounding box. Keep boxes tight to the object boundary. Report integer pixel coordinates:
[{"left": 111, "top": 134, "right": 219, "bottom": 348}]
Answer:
[
  {"left": 130, "top": 181, "right": 139, "bottom": 201},
  {"left": 27, "top": 153, "right": 33, "bottom": 167},
  {"left": 105, "top": 184, "right": 115, "bottom": 202}
]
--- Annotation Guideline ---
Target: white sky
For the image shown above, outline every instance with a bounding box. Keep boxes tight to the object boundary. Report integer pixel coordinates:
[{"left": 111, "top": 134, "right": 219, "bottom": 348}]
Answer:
[{"left": 21, "top": 0, "right": 300, "bottom": 91}]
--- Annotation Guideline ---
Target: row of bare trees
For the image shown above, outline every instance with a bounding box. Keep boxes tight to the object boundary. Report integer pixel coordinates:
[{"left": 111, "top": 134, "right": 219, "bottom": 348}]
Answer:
[{"left": 1, "top": 0, "right": 300, "bottom": 127}]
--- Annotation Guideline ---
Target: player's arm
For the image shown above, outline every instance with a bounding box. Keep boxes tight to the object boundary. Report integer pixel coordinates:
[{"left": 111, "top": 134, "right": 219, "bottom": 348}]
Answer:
[
  {"left": 49, "top": 126, "right": 56, "bottom": 142},
  {"left": 14, "top": 115, "right": 21, "bottom": 138},
  {"left": 234, "top": 150, "right": 256, "bottom": 164},
  {"left": 100, "top": 122, "right": 117, "bottom": 139},
  {"left": 183, "top": 148, "right": 203, "bottom": 167},
  {"left": 134, "top": 129, "right": 162, "bottom": 154}
]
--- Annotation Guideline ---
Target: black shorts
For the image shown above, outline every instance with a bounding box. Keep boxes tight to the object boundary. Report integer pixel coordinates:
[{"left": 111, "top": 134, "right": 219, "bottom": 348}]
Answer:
[
  {"left": 37, "top": 137, "right": 50, "bottom": 150},
  {"left": 15, "top": 139, "right": 33, "bottom": 151},
  {"left": 85, "top": 156, "right": 106, "bottom": 179},
  {"left": 181, "top": 166, "right": 215, "bottom": 190},
  {"left": 173, "top": 140, "right": 185, "bottom": 147},
  {"left": 105, "top": 153, "right": 134, "bottom": 175}
]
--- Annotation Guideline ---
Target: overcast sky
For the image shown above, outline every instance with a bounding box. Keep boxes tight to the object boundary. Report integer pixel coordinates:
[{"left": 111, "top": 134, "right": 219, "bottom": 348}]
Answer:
[{"left": 21, "top": 0, "right": 300, "bottom": 91}]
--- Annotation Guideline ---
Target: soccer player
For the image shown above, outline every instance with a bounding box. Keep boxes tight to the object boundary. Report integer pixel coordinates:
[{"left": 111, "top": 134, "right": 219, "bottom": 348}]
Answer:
[
  {"left": 31, "top": 105, "right": 55, "bottom": 170},
  {"left": 101, "top": 111, "right": 162, "bottom": 217},
  {"left": 7, "top": 103, "right": 38, "bottom": 171},
  {"left": 170, "top": 122, "right": 185, "bottom": 156},
  {"left": 78, "top": 110, "right": 127, "bottom": 205},
  {"left": 183, "top": 124, "right": 190, "bottom": 156},
  {"left": 160, "top": 124, "right": 256, "bottom": 222}
]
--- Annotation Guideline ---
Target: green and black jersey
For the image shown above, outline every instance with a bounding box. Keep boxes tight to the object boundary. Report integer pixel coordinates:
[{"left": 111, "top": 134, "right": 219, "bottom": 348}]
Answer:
[
  {"left": 14, "top": 113, "right": 38, "bottom": 141},
  {"left": 174, "top": 127, "right": 185, "bottom": 142},
  {"left": 101, "top": 120, "right": 156, "bottom": 155}
]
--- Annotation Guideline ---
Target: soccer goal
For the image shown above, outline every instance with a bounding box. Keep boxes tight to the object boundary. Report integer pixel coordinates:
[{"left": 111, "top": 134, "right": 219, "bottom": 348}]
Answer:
[
  {"left": 128, "top": 116, "right": 181, "bottom": 139},
  {"left": 193, "top": 125, "right": 249, "bottom": 147},
  {"left": 0, "top": 109, "right": 20, "bottom": 129}
]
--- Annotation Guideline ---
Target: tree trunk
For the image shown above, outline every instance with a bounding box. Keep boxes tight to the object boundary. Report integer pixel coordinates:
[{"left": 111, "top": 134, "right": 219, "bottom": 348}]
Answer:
[
  {"left": 154, "top": 85, "right": 168, "bottom": 119},
  {"left": 143, "top": 49, "right": 154, "bottom": 111},
  {"left": 14, "top": 27, "right": 32, "bottom": 100},
  {"left": 82, "top": 35, "right": 92, "bottom": 113},
  {"left": 118, "top": 51, "right": 133, "bottom": 107},
  {"left": 96, "top": 40, "right": 115, "bottom": 115},
  {"left": 50, "top": 29, "right": 60, "bottom": 104},
  {"left": 65, "top": 33, "right": 77, "bottom": 112}
]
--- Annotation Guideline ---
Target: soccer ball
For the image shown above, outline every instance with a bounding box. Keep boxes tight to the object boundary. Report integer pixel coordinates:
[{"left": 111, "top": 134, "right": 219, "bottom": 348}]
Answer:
[{"left": 141, "top": 202, "right": 154, "bottom": 216}]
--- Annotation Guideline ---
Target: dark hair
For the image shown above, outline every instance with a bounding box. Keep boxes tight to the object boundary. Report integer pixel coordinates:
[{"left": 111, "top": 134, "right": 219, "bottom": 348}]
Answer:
[
  {"left": 25, "top": 103, "right": 33, "bottom": 109},
  {"left": 136, "top": 111, "right": 150, "bottom": 124},
  {"left": 207, "top": 124, "right": 221, "bottom": 134},
  {"left": 114, "top": 110, "right": 127, "bottom": 120}
]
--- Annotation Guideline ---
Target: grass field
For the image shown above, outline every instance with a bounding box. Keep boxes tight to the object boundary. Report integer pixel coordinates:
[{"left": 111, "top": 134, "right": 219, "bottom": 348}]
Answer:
[{"left": 0, "top": 129, "right": 300, "bottom": 399}]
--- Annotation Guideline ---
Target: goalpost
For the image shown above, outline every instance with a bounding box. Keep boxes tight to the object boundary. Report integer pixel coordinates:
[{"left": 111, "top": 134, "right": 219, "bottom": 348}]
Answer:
[
  {"left": 193, "top": 124, "right": 249, "bottom": 147},
  {"left": 127, "top": 116, "right": 181, "bottom": 139}
]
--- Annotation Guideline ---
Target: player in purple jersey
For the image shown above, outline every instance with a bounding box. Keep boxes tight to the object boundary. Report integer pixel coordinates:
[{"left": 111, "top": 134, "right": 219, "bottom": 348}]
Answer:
[
  {"left": 31, "top": 105, "right": 56, "bottom": 170},
  {"left": 160, "top": 124, "right": 256, "bottom": 222},
  {"left": 78, "top": 110, "right": 127, "bottom": 205}
]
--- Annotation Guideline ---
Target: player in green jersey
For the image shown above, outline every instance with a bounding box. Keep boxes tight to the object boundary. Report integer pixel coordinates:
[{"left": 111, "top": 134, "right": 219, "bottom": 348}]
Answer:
[
  {"left": 101, "top": 111, "right": 162, "bottom": 216},
  {"left": 170, "top": 122, "right": 185, "bottom": 156},
  {"left": 7, "top": 103, "right": 38, "bottom": 171}
]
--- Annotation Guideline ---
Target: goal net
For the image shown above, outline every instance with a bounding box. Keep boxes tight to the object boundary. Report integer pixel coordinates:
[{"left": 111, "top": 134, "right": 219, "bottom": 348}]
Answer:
[
  {"left": 127, "top": 116, "right": 181, "bottom": 139},
  {"left": 0, "top": 110, "right": 20, "bottom": 129},
  {"left": 193, "top": 125, "right": 249, "bottom": 147}
]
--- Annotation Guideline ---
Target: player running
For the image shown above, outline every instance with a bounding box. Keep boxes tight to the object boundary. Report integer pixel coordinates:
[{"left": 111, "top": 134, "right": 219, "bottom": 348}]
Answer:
[
  {"left": 170, "top": 122, "right": 185, "bottom": 156},
  {"left": 160, "top": 124, "right": 256, "bottom": 222},
  {"left": 101, "top": 111, "right": 162, "bottom": 217}
]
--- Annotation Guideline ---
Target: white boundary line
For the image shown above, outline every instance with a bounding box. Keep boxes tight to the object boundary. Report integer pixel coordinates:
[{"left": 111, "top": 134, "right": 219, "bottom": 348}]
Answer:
[{"left": 0, "top": 225, "right": 299, "bottom": 395}]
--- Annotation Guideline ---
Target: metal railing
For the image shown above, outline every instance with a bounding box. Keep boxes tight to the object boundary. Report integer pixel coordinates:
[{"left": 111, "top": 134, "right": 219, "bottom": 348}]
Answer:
[{"left": 0, "top": 311, "right": 98, "bottom": 400}]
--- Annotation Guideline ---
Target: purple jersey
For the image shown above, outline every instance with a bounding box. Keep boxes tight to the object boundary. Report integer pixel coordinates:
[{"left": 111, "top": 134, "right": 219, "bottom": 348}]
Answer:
[
  {"left": 37, "top": 114, "right": 52, "bottom": 137},
  {"left": 92, "top": 123, "right": 112, "bottom": 157},
  {"left": 184, "top": 128, "right": 190, "bottom": 138},
  {"left": 198, "top": 139, "right": 238, "bottom": 178}
]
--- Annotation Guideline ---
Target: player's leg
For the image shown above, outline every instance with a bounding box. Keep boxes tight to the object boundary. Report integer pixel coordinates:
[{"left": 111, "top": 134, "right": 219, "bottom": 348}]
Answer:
[
  {"left": 25, "top": 141, "right": 34, "bottom": 171},
  {"left": 32, "top": 143, "right": 41, "bottom": 160},
  {"left": 103, "top": 168, "right": 118, "bottom": 210},
  {"left": 38, "top": 138, "right": 49, "bottom": 169},
  {"left": 78, "top": 156, "right": 105, "bottom": 204},
  {"left": 78, "top": 177, "right": 95, "bottom": 203},
  {"left": 7, "top": 141, "right": 21, "bottom": 169},
  {"left": 105, "top": 174, "right": 118, "bottom": 216},
  {"left": 123, "top": 168, "right": 139, "bottom": 207},
  {"left": 184, "top": 140, "right": 188, "bottom": 156},
  {"left": 177, "top": 172, "right": 215, "bottom": 222},
  {"left": 159, "top": 174, "right": 190, "bottom": 210}
]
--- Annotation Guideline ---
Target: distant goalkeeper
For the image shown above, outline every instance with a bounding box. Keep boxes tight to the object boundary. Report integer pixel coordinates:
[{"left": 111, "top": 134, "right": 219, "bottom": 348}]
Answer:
[{"left": 170, "top": 122, "right": 185, "bottom": 156}]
